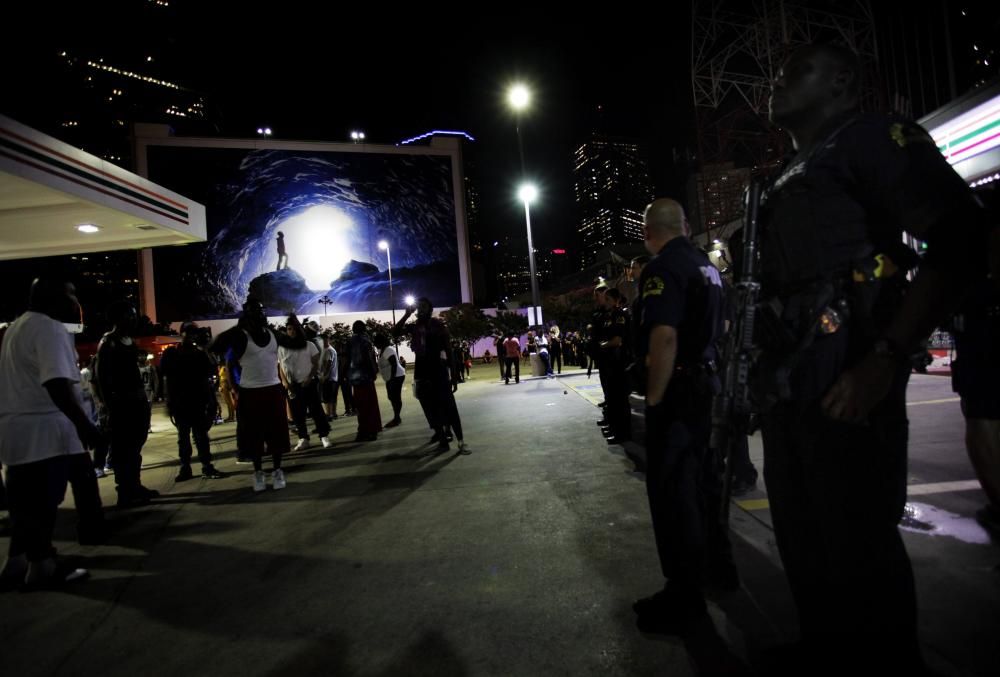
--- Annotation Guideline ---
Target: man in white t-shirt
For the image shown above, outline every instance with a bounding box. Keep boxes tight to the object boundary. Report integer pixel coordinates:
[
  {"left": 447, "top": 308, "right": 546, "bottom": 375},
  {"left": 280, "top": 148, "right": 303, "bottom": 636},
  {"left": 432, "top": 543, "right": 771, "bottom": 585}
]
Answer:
[
  {"left": 0, "top": 279, "right": 102, "bottom": 591},
  {"left": 319, "top": 333, "right": 339, "bottom": 421},
  {"left": 278, "top": 318, "right": 330, "bottom": 451},
  {"left": 373, "top": 334, "right": 406, "bottom": 427}
]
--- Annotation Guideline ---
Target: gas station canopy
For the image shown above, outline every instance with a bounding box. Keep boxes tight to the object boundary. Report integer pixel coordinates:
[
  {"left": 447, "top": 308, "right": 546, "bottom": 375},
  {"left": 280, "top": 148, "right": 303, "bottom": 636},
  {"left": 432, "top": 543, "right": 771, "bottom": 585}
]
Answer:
[{"left": 0, "top": 114, "right": 205, "bottom": 261}]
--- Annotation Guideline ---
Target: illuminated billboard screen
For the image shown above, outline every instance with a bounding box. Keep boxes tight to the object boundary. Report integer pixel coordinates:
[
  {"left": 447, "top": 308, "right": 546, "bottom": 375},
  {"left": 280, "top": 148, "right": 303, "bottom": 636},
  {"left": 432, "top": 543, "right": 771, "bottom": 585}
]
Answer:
[{"left": 143, "top": 143, "right": 465, "bottom": 320}]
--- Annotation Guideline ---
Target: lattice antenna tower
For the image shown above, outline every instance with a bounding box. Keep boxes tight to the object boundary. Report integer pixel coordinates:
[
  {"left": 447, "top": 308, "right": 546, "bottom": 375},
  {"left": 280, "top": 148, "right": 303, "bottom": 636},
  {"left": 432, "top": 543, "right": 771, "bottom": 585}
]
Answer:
[{"left": 691, "top": 0, "right": 880, "bottom": 168}]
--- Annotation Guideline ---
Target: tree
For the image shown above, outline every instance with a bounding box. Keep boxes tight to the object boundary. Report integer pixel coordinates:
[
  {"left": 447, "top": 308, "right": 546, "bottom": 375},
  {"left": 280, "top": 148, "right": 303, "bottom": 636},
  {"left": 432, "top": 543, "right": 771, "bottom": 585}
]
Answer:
[
  {"left": 439, "top": 304, "right": 492, "bottom": 348},
  {"left": 543, "top": 289, "right": 596, "bottom": 333},
  {"left": 492, "top": 310, "right": 528, "bottom": 338}
]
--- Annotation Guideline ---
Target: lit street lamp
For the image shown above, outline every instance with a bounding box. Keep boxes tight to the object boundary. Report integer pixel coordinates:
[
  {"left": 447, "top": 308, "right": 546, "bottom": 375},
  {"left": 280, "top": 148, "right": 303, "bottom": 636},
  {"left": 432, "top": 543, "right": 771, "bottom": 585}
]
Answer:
[
  {"left": 351, "top": 130, "right": 366, "bottom": 144},
  {"left": 507, "top": 81, "right": 541, "bottom": 324}
]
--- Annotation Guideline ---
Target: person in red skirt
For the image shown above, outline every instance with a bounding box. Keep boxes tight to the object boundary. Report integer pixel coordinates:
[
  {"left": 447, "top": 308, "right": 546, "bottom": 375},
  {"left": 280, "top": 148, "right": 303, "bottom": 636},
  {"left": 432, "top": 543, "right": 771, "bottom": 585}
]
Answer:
[{"left": 347, "top": 321, "right": 382, "bottom": 442}]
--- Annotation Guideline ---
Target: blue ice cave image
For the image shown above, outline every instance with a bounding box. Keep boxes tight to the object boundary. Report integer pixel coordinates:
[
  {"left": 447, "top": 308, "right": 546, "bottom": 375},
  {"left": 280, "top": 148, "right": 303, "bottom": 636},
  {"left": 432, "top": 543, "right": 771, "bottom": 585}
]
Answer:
[{"left": 146, "top": 145, "right": 462, "bottom": 320}]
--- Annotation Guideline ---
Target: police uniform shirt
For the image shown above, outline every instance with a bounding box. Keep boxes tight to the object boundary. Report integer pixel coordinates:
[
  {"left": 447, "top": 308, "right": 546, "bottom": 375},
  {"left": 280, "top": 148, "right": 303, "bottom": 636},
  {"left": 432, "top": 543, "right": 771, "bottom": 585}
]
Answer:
[
  {"left": 638, "top": 237, "right": 724, "bottom": 369},
  {"left": 760, "top": 112, "right": 987, "bottom": 298}
]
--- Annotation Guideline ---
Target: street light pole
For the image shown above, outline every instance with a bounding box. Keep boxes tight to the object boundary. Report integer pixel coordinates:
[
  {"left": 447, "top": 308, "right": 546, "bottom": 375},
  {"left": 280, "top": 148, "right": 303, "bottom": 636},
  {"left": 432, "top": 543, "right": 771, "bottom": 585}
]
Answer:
[
  {"left": 379, "top": 240, "right": 399, "bottom": 353},
  {"left": 508, "top": 83, "right": 542, "bottom": 325},
  {"left": 521, "top": 190, "right": 542, "bottom": 326}
]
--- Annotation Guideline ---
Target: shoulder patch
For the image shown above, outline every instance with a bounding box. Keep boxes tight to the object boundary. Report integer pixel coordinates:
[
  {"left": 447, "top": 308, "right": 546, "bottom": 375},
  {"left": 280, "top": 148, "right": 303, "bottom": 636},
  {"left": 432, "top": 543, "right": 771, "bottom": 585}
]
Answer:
[{"left": 643, "top": 276, "right": 665, "bottom": 298}]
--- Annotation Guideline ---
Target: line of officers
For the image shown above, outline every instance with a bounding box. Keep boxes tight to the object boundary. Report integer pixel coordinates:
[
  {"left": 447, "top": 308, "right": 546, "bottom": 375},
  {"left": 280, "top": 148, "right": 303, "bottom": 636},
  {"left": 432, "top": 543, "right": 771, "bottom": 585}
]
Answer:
[{"left": 587, "top": 43, "right": 998, "bottom": 676}]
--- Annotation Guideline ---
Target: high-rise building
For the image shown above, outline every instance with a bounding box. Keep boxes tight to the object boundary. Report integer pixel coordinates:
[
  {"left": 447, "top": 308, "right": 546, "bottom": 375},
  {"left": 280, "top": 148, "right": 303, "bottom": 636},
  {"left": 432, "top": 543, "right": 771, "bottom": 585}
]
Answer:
[
  {"left": 685, "top": 162, "right": 751, "bottom": 238},
  {"left": 573, "top": 135, "right": 653, "bottom": 270},
  {"left": 5, "top": 2, "right": 213, "bottom": 170}
]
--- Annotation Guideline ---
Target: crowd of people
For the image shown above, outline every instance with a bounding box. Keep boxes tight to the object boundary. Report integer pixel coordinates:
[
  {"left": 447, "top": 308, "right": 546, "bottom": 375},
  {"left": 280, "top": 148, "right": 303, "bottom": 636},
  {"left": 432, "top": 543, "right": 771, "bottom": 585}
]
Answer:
[{"left": 0, "top": 288, "right": 471, "bottom": 589}]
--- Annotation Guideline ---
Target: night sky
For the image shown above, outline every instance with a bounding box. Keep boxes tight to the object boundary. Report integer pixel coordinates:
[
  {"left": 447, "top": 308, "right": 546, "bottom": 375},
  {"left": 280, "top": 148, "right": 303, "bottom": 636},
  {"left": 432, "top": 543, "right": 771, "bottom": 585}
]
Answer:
[{"left": 5, "top": 4, "right": 696, "bottom": 254}]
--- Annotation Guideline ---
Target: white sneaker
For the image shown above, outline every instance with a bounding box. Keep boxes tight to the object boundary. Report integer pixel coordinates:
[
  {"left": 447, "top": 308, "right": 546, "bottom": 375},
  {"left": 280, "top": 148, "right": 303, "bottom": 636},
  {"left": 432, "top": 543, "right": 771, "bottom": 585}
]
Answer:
[
  {"left": 253, "top": 471, "right": 266, "bottom": 492},
  {"left": 294, "top": 438, "right": 310, "bottom": 452},
  {"left": 458, "top": 441, "right": 471, "bottom": 455},
  {"left": 94, "top": 467, "right": 106, "bottom": 478},
  {"left": 321, "top": 436, "right": 332, "bottom": 449},
  {"left": 272, "top": 468, "right": 287, "bottom": 490}
]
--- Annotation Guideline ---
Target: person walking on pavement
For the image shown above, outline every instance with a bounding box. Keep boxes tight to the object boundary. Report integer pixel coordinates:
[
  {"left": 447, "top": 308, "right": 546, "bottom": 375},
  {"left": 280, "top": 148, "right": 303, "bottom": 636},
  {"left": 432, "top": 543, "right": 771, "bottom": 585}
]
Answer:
[
  {"left": 502, "top": 332, "right": 521, "bottom": 384},
  {"left": 0, "top": 279, "right": 103, "bottom": 590},
  {"left": 393, "top": 297, "right": 469, "bottom": 453},
  {"left": 160, "top": 322, "right": 225, "bottom": 482},
  {"left": 318, "top": 332, "right": 339, "bottom": 422},
  {"left": 94, "top": 300, "right": 158, "bottom": 508},
  {"left": 347, "top": 321, "right": 382, "bottom": 442},
  {"left": 548, "top": 328, "right": 562, "bottom": 374},
  {"left": 373, "top": 333, "right": 405, "bottom": 428},
  {"left": 632, "top": 199, "right": 725, "bottom": 636},
  {"left": 752, "top": 43, "right": 996, "bottom": 673},
  {"left": 209, "top": 298, "right": 307, "bottom": 492},
  {"left": 278, "top": 316, "right": 331, "bottom": 452}
]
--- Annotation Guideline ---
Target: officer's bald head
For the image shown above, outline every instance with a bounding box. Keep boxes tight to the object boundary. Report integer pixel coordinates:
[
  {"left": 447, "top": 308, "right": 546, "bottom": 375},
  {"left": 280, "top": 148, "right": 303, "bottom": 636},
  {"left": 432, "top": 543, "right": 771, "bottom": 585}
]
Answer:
[{"left": 643, "top": 199, "right": 688, "bottom": 254}]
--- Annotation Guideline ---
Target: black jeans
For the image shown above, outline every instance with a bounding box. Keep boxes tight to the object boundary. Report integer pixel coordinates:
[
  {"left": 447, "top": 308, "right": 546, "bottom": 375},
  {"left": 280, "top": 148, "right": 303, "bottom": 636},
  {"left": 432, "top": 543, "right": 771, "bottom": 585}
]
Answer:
[
  {"left": 109, "top": 402, "right": 151, "bottom": 497},
  {"left": 289, "top": 380, "right": 329, "bottom": 439},
  {"left": 68, "top": 452, "right": 104, "bottom": 538},
  {"left": 761, "top": 366, "right": 919, "bottom": 669},
  {"left": 174, "top": 406, "right": 214, "bottom": 469},
  {"left": 551, "top": 350, "right": 562, "bottom": 373},
  {"left": 504, "top": 357, "right": 520, "bottom": 383},
  {"left": 386, "top": 375, "right": 405, "bottom": 420},
  {"left": 341, "top": 381, "right": 355, "bottom": 414},
  {"left": 6, "top": 455, "right": 71, "bottom": 561}
]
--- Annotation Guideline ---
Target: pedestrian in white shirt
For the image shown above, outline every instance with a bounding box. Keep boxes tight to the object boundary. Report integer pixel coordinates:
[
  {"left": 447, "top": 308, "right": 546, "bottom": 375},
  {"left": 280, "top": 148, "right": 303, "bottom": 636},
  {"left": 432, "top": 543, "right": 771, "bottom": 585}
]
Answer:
[
  {"left": 373, "top": 334, "right": 406, "bottom": 427},
  {"left": 0, "top": 279, "right": 102, "bottom": 591}
]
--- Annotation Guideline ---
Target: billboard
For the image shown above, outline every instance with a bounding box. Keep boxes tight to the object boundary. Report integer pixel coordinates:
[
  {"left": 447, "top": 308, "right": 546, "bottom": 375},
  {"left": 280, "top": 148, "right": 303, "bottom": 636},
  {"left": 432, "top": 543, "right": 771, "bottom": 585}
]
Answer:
[{"left": 139, "top": 137, "right": 468, "bottom": 320}]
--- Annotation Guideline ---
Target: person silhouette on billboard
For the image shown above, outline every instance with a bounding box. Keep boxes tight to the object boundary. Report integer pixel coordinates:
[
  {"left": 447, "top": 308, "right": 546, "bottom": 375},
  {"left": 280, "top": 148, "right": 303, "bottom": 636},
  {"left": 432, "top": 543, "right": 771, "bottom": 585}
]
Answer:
[{"left": 276, "top": 232, "right": 288, "bottom": 271}]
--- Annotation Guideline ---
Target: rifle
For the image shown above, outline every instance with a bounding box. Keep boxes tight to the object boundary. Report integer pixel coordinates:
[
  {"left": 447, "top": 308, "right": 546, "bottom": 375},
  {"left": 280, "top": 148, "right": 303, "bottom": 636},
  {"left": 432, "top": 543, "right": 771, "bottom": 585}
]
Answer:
[{"left": 711, "top": 177, "right": 764, "bottom": 525}]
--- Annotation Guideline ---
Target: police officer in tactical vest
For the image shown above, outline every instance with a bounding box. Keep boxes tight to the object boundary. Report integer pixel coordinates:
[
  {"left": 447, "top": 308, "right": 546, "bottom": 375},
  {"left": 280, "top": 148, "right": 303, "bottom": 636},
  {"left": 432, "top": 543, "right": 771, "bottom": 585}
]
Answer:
[
  {"left": 632, "top": 198, "right": 724, "bottom": 634},
  {"left": 756, "top": 43, "right": 994, "bottom": 673}
]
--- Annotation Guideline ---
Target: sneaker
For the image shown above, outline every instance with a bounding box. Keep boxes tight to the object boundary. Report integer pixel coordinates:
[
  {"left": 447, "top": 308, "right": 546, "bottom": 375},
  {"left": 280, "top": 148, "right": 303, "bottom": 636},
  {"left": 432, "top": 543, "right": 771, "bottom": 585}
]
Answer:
[
  {"left": 253, "top": 471, "right": 266, "bottom": 492},
  {"left": 175, "top": 465, "right": 194, "bottom": 482},
  {"left": 458, "top": 441, "right": 471, "bottom": 455},
  {"left": 272, "top": 468, "right": 287, "bottom": 490},
  {"left": 94, "top": 467, "right": 106, "bottom": 479},
  {"left": 294, "top": 438, "right": 310, "bottom": 452},
  {"left": 321, "top": 436, "right": 332, "bottom": 449},
  {"left": 103, "top": 463, "right": 114, "bottom": 474},
  {"left": 384, "top": 419, "right": 401, "bottom": 428},
  {"left": 202, "top": 465, "right": 225, "bottom": 479}
]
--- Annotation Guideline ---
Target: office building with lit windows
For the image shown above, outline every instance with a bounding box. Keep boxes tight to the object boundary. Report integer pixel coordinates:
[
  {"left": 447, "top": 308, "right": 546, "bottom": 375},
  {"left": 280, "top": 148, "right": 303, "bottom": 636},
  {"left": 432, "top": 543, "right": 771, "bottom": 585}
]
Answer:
[{"left": 573, "top": 135, "right": 652, "bottom": 269}]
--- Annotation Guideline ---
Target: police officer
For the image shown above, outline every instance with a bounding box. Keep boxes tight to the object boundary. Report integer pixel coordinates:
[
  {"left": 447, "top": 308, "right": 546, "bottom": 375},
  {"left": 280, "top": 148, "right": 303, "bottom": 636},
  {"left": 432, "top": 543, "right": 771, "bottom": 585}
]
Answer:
[
  {"left": 590, "top": 284, "right": 610, "bottom": 423},
  {"left": 632, "top": 198, "right": 724, "bottom": 635},
  {"left": 756, "top": 43, "right": 995, "bottom": 673},
  {"left": 600, "top": 288, "right": 632, "bottom": 444}
]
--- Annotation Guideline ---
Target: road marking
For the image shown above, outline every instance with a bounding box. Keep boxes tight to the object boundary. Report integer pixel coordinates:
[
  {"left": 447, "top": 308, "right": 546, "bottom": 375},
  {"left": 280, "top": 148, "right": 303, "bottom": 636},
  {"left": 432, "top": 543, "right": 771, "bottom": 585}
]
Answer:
[
  {"left": 566, "top": 381, "right": 605, "bottom": 406},
  {"left": 735, "top": 479, "right": 982, "bottom": 512},
  {"left": 906, "top": 480, "right": 982, "bottom": 495},
  {"left": 735, "top": 498, "right": 770, "bottom": 511},
  {"left": 906, "top": 397, "right": 961, "bottom": 406}
]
